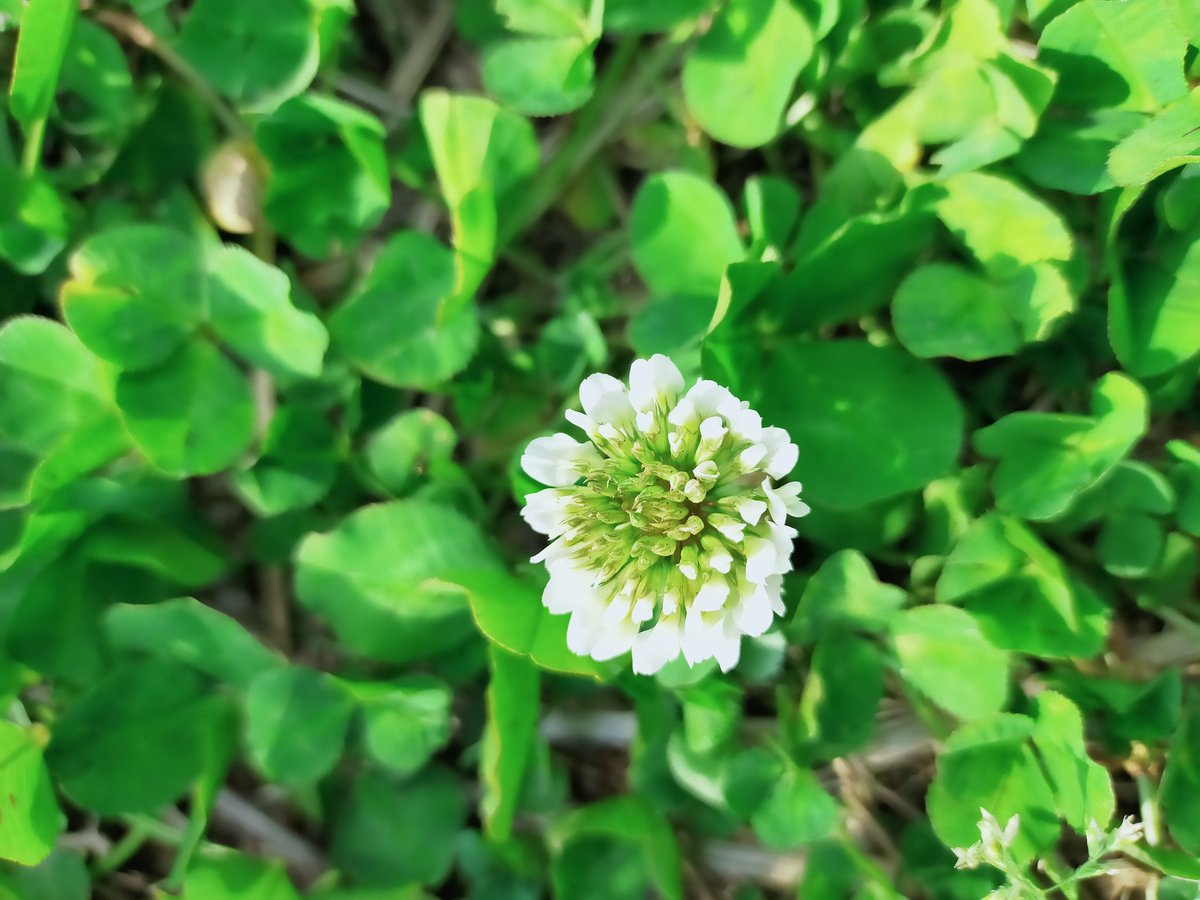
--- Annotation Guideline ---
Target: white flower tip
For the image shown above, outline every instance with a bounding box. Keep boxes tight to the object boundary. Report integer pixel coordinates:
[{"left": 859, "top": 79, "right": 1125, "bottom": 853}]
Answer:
[
  {"left": 717, "top": 521, "right": 746, "bottom": 543},
  {"left": 725, "top": 406, "right": 763, "bottom": 442},
  {"left": 521, "top": 433, "right": 600, "bottom": 486},
  {"left": 631, "top": 598, "right": 654, "bottom": 623},
  {"left": 699, "top": 416, "right": 727, "bottom": 442},
  {"left": 737, "top": 498, "right": 767, "bottom": 525},
  {"left": 734, "top": 581, "right": 775, "bottom": 636},
  {"left": 579, "top": 372, "right": 622, "bottom": 410},
  {"left": 744, "top": 537, "right": 776, "bottom": 583},
  {"left": 713, "top": 631, "right": 741, "bottom": 671},
  {"left": 667, "top": 398, "right": 696, "bottom": 427},
  {"left": 694, "top": 578, "right": 730, "bottom": 612},
  {"left": 520, "top": 489, "right": 571, "bottom": 537},
  {"left": 564, "top": 408, "right": 594, "bottom": 433},
  {"left": 631, "top": 618, "right": 681, "bottom": 675},
  {"left": 629, "top": 354, "right": 684, "bottom": 412},
  {"left": 739, "top": 444, "right": 768, "bottom": 470}
]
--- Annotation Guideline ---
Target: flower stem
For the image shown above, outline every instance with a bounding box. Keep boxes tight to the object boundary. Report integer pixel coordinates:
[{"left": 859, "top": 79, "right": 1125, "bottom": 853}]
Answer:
[{"left": 1136, "top": 771, "right": 1162, "bottom": 846}]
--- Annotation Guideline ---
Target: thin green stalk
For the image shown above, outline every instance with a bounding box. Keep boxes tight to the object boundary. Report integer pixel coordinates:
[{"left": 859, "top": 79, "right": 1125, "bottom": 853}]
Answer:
[
  {"left": 499, "top": 25, "right": 695, "bottom": 248},
  {"left": 834, "top": 824, "right": 897, "bottom": 894},
  {"left": 1136, "top": 771, "right": 1162, "bottom": 846},
  {"left": 20, "top": 117, "right": 47, "bottom": 176},
  {"left": 92, "top": 821, "right": 153, "bottom": 876},
  {"left": 91, "top": 10, "right": 247, "bottom": 138},
  {"left": 164, "top": 785, "right": 209, "bottom": 890},
  {"left": 120, "top": 813, "right": 185, "bottom": 845}
]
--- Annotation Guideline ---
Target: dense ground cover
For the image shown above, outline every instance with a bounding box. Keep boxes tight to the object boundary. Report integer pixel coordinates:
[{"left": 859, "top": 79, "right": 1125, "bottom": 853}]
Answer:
[{"left": 0, "top": 0, "right": 1199, "bottom": 896}]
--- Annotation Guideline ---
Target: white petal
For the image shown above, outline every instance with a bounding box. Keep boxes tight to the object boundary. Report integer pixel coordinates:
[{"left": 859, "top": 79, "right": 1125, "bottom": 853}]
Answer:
[
  {"left": 744, "top": 535, "right": 776, "bottom": 584},
  {"left": 708, "top": 544, "right": 732, "bottom": 574},
  {"left": 765, "top": 574, "right": 786, "bottom": 615},
  {"left": 680, "top": 379, "right": 735, "bottom": 418},
  {"left": 713, "top": 621, "right": 742, "bottom": 672},
  {"left": 591, "top": 617, "right": 638, "bottom": 661},
  {"left": 564, "top": 408, "right": 596, "bottom": 435},
  {"left": 716, "top": 520, "right": 746, "bottom": 543},
  {"left": 722, "top": 403, "right": 762, "bottom": 443},
  {"left": 732, "top": 580, "right": 773, "bottom": 637},
  {"left": 762, "top": 481, "right": 786, "bottom": 524},
  {"left": 542, "top": 560, "right": 602, "bottom": 614},
  {"left": 632, "top": 617, "right": 681, "bottom": 674},
  {"left": 761, "top": 426, "right": 798, "bottom": 478},
  {"left": 693, "top": 577, "right": 730, "bottom": 612},
  {"left": 737, "top": 498, "right": 767, "bottom": 526},
  {"left": 662, "top": 588, "right": 680, "bottom": 615},
  {"left": 579, "top": 373, "right": 631, "bottom": 424},
  {"left": 768, "top": 522, "right": 797, "bottom": 575},
  {"left": 631, "top": 597, "right": 655, "bottom": 623},
  {"left": 603, "top": 593, "right": 634, "bottom": 625},
  {"left": 699, "top": 416, "right": 727, "bottom": 443},
  {"left": 566, "top": 606, "right": 601, "bottom": 655},
  {"left": 531, "top": 538, "right": 572, "bottom": 566},
  {"left": 681, "top": 608, "right": 720, "bottom": 665},
  {"left": 764, "top": 480, "right": 809, "bottom": 524},
  {"left": 521, "top": 433, "right": 602, "bottom": 486},
  {"left": 778, "top": 481, "right": 809, "bottom": 516},
  {"left": 739, "top": 443, "right": 768, "bottom": 470},
  {"left": 543, "top": 573, "right": 581, "bottom": 615},
  {"left": 521, "top": 488, "right": 572, "bottom": 537},
  {"left": 667, "top": 397, "right": 698, "bottom": 428},
  {"left": 629, "top": 355, "right": 684, "bottom": 413}
]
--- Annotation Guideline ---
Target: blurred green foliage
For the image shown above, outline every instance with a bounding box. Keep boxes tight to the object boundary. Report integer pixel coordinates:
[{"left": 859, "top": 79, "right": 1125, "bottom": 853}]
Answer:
[{"left": 0, "top": 0, "right": 1198, "bottom": 897}]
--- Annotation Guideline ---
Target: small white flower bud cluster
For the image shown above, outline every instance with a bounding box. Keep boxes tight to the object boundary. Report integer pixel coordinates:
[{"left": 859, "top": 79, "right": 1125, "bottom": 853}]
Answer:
[
  {"left": 1085, "top": 815, "right": 1144, "bottom": 858},
  {"left": 953, "top": 808, "right": 1145, "bottom": 896},
  {"left": 520, "top": 355, "right": 808, "bottom": 674},
  {"left": 953, "top": 809, "right": 1021, "bottom": 871}
]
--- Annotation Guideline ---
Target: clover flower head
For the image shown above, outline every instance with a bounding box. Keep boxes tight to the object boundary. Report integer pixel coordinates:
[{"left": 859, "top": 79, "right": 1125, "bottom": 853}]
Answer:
[
  {"left": 954, "top": 809, "right": 1021, "bottom": 874},
  {"left": 1086, "top": 815, "right": 1144, "bottom": 858},
  {"left": 519, "top": 354, "right": 808, "bottom": 675}
]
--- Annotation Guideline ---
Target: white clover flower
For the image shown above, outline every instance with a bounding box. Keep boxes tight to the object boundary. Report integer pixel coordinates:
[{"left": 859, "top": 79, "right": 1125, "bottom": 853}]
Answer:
[
  {"left": 519, "top": 354, "right": 808, "bottom": 675},
  {"left": 1113, "top": 815, "right": 1144, "bottom": 849},
  {"left": 976, "top": 808, "right": 1021, "bottom": 867},
  {"left": 1086, "top": 815, "right": 1144, "bottom": 858}
]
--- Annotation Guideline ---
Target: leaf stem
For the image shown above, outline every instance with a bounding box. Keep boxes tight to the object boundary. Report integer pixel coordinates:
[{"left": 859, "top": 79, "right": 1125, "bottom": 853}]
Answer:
[
  {"left": 164, "top": 784, "right": 208, "bottom": 890},
  {"left": 246, "top": 224, "right": 293, "bottom": 653},
  {"left": 498, "top": 26, "right": 695, "bottom": 248},
  {"left": 119, "top": 813, "right": 185, "bottom": 846},
  {"left": 90, "top": 9, "right": 248, "bottom": 138},
  {"left": 1136, "top": 771, "right": 1161, "bottom": 846},
  {"left": 1155, "top": 606, "right": 1200, "bottom": 645},
  {"left": 92, "top": 820, "right": 153, "bottom": 876},
  {"left": 20, "top": 117, "right": 47, "bottom": 176},
  {"left": 98, "top": 7, "right": 290, "bottom": 655}
]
